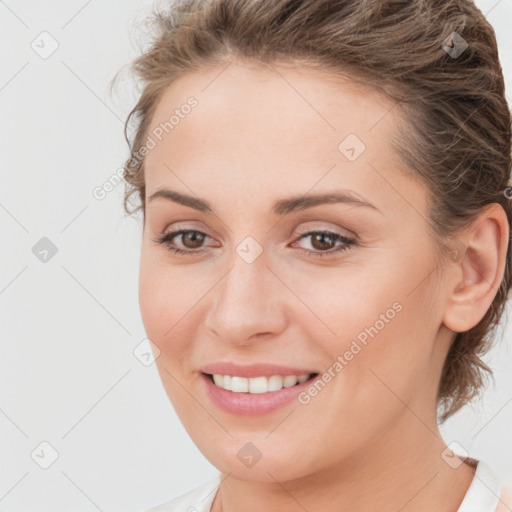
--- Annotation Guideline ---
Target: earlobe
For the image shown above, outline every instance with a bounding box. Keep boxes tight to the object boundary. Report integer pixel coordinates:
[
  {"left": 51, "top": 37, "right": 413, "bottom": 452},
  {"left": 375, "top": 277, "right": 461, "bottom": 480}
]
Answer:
[{"left": 442, "top": 203, "right": 509, "bottom": 334}]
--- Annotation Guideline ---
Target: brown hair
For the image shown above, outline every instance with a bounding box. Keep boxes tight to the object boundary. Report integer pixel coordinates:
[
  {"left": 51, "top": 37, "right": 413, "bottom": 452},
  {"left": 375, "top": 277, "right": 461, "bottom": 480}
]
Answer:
[{"left": 115, "top": 0, "right": 512, "bottom": 422}]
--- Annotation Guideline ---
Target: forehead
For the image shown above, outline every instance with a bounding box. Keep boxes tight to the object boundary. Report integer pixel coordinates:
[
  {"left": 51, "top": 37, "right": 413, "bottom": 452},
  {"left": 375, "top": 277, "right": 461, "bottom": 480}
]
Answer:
[{"left": 143, "top": 61, "right": 427, "bottom": 218}]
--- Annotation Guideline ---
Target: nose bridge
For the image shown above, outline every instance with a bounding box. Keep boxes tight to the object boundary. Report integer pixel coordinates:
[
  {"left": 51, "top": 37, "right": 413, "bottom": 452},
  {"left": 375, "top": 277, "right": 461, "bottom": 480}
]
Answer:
[{"left": 204, "top": 244, "right": 286, "bottom": 342}]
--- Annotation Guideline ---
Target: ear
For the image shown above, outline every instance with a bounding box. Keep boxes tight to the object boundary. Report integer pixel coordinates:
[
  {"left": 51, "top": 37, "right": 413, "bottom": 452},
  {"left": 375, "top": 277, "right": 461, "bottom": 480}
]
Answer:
[{"left": 442, "top": 203, "right": 510, "bottom": 333}]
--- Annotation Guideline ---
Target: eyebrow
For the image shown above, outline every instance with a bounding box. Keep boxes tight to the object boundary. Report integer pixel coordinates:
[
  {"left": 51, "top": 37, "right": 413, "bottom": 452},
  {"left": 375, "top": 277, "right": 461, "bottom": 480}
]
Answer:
[{"left": 147, "top": 188, "right": 381, "bottom": 215}]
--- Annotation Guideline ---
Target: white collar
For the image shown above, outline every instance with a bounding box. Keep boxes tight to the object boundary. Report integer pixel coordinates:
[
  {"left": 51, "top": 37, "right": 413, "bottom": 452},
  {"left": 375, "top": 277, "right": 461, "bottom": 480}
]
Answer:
[{"left": 456, "top": 458, "right": 503, "bottom": 512}]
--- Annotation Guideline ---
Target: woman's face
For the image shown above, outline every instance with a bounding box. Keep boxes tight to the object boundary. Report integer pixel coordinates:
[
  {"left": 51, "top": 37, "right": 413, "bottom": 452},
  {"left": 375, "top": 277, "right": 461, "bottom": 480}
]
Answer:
[{"left": 139, "top": 61, "right": 452, "bottom": 481}]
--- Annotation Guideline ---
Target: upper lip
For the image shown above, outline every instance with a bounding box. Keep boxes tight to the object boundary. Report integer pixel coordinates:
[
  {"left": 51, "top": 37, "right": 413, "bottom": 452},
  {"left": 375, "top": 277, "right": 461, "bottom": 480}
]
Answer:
[{"left": 201, "top": 362, "right": 318, "bottom": 378}]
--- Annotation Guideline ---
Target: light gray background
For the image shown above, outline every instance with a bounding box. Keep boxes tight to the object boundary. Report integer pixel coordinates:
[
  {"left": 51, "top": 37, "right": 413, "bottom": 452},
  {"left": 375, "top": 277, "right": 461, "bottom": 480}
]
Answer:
[{"left": 1, "top": 1, "right": 511, "bottom": 511}]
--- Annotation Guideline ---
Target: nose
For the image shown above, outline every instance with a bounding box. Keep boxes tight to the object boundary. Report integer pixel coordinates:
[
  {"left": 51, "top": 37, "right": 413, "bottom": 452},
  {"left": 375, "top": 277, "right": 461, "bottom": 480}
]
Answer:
[{"left": 203, "top": 248, "right": 288, "bottom": 346}]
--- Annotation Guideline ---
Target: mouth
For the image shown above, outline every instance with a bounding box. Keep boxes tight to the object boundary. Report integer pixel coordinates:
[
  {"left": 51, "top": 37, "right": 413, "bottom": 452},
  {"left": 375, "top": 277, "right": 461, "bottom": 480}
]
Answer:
[
  {"left": 200, "top": 370, "right": 320, "bottom": 416},
  {"left": 202, "top": 371, "right": 319, "bottom": 394}
]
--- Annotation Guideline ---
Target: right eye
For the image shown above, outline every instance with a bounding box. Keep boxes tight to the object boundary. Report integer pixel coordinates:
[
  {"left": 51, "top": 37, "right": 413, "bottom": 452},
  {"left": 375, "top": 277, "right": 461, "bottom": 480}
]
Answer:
[{"left": 152, "top": 229, "right": 212, "bottom": 255}]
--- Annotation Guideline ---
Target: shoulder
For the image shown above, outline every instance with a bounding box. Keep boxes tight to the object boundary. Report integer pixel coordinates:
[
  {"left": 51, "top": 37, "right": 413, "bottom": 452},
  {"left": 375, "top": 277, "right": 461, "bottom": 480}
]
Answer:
[{"left": 144, "top": 474, "right": 221, "bottom": 512}]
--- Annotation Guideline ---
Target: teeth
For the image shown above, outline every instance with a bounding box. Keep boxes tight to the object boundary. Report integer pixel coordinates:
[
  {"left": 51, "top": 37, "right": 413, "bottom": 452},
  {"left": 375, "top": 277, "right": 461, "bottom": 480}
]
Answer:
[
  {"left": 212, "top": 374, "right": 224, "bottom": 387},
  {"left": 211, "top": 373, "right": 312, "bottom": 393},
  {"left": 231, "top": 376, "right": 249, "bottom": 393}
]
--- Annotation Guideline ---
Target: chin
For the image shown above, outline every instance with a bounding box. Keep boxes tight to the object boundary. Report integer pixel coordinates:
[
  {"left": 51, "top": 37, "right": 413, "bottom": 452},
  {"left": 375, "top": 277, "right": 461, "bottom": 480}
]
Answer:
[{"left": 190, "top": 434, "right": 320, "bottom": 483}]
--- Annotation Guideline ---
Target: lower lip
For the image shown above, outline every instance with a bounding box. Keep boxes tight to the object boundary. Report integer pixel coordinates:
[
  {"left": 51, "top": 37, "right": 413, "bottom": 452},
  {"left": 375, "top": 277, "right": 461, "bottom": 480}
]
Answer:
[{"left": 201, "top": 373, "right": 316, "bottom": 416}]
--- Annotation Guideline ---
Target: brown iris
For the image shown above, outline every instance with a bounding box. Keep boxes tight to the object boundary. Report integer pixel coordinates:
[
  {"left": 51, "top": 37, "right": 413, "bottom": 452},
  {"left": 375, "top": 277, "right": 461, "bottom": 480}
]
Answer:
[{"left": 181, "top": 231, "right": 206, "bottom": 249}]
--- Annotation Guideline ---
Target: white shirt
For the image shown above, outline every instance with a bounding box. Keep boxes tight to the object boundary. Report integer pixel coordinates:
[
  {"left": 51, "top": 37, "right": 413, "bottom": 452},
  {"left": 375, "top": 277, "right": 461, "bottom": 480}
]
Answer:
[{"left": 144, "top": 458, "right": 505, "bottom": 512}]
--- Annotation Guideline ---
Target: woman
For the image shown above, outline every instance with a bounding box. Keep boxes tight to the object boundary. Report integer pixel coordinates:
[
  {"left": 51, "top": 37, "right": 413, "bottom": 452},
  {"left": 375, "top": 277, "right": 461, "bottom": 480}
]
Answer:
[{"left": 118, "top": 0, "right": 512, "bottom": 510}]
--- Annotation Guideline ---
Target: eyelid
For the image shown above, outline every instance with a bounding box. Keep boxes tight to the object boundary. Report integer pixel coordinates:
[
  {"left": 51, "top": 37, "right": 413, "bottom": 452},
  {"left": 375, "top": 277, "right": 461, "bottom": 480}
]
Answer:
[
  {"left": 293, "top": 222, "right": 356, "bottom": 240},
  {"left": 161, "top": 222, "right": 223, "bottom": 244},
  {"left": 162, "top": 220, "right": 210, "bottom": 233}
]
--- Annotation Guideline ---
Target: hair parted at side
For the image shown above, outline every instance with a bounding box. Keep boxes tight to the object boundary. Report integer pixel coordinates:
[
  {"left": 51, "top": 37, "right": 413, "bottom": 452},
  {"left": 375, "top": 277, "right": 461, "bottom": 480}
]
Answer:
[{"left": 114, "top": 0, "right": 512, "bottom": 422}]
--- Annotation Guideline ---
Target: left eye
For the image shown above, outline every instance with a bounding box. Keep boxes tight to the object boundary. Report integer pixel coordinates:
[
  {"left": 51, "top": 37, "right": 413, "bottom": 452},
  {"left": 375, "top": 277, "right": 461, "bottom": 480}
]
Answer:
[
  {"left": 293, "top": 230, "right": 356, "bottom": 257},
  {"left": 152, "top": 229, "right": 356, "bottom": 257}
]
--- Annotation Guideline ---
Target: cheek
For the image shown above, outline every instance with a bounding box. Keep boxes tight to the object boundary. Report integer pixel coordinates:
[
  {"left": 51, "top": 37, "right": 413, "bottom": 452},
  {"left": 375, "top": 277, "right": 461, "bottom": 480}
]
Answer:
[
  {"left": 286, "top": 252, "right": 438, "bottom": 397},
  {"left": 138, "top": 262, "right": 199, "bottom": 408},
  {"left": 138, "top": 256, "right": 167, "bottom": 340},
  {"left": 138, "top": 252, "right": 190, "bottom": 351},
  {"left": 279, "top": 259, "right": 404, "bottom": 346},
  {"left": 138, "top": 252, "right": 213, "bottom": 367}
]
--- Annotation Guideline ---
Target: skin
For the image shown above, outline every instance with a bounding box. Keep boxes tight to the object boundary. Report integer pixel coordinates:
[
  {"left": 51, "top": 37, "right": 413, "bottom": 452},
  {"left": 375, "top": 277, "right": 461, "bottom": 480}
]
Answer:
[{"left": 138, "top": 60, "right": 509, "bottom": 512}]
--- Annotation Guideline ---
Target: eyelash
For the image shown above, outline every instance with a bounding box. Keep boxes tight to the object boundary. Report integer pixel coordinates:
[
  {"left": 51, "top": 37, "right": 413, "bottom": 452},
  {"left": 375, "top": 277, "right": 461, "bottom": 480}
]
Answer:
[{"left": 152, "top": 229, "right": 356, "bottom": 258}]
